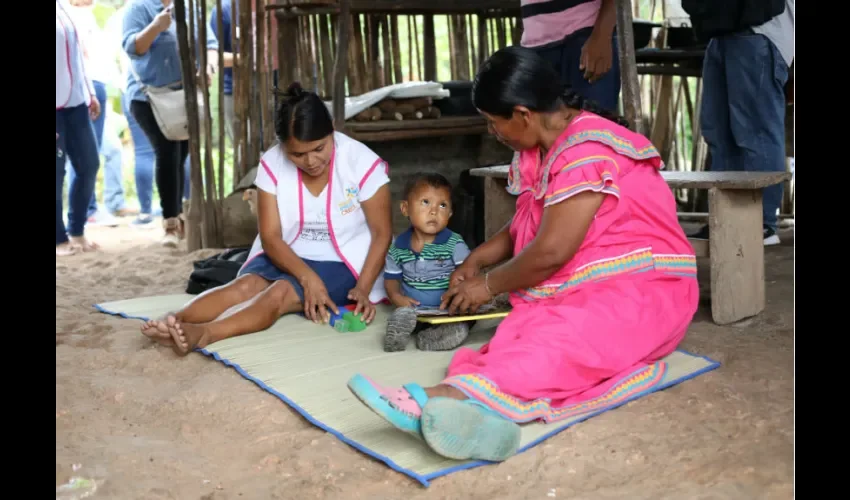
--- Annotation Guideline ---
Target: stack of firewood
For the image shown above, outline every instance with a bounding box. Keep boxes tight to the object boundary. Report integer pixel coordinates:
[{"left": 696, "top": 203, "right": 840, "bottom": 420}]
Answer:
[{"left": 352, "top": 97, "right": 442, "bottom": 122}]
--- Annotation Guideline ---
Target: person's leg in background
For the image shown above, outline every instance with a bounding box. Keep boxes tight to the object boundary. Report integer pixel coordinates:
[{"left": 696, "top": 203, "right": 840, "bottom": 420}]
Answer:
[
  {"left": 223, "top": 93, "right": 235, "bottom": 142},
  {"left": 131, "top": 99, "right": 185, "bottom": 247},
  {"left": 67, "top": 80, "right": 119, "bottom": 227},
  {"left": 560, "top": 29, "right": 621, "bottom": 114},
  {"left": 62, "top": 104, "right": 101, "bottom": 251},
  {"left": 183, "top": 154, "right": 191, "bottom": 201},
  {"left": 723, "top": 33, "right": 788, "bottom": 244},
  {"left": 689, "top": 37, "right": 734, "bottom": 240},
  {"left": 123, "top": 93, "right": 159, "bottom": 225},
  {"left": 57, "top": 112, "right": 75, "bottom": 256},
  {"left": 100, "top": 127, "right": 130, "bottom": 216},
  {"left": 180, "top": 140, "right": 189, "bottom": 206}
]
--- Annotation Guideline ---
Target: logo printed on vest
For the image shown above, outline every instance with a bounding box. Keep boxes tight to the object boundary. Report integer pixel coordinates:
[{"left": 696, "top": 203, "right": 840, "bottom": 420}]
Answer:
[{"left": 338, "top": 186, "right": 360, "bottom": 216}]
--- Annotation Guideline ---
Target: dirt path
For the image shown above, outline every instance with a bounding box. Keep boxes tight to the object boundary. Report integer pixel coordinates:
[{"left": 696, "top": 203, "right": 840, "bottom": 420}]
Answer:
[{"left": 56, "top": 222, "right": 793, "bottom": 499}]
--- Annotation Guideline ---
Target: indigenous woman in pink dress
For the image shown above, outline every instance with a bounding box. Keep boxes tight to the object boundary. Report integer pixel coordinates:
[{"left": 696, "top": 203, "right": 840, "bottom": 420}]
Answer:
[{"left": 348, "top": 46, "right": 699, "bottom": 462}]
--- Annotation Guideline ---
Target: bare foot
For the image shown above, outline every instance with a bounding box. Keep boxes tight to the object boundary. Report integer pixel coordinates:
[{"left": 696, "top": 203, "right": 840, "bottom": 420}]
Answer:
[
  {"left": 56, "top": 242, "right": 77, "bottom": 257},
  {"left": 69, "top": 236, "right": 100, "bottom": 252},
  {"left": 140, "top": 313, "right": 178, "bottom": 346},
  {"left": 167, "top": 321, "right": 212, "bottom": 357}
]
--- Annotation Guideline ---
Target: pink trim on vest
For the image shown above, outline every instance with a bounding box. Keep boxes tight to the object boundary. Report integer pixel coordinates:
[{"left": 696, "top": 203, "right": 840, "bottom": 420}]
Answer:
[
  {"left": 359, "top": 158, "right": 386, "bottom": 190},
  {"left": 56, "top": 2, "right": 94, "bottom": 106},
  {"left": 292, "top": 169, "right": 305, "bottom": 245},
  {"left": 324, "top": 147, "right": 360, "bottom": 280},
  {"left": 260, "top": 158, "right": 278, "bottom": 186}
]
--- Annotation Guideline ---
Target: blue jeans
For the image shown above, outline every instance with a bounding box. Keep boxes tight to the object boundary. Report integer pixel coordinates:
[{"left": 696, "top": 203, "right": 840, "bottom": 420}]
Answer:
[
  {"left": 700, "top": 32, "right": 789, "bottom": 230},
  {"left": 57, "top": 104, "right": 100, "bottom": 244},
  {"left": 123, "top": 93, "right": 155, "bottom": 214},
  {"left": 67, "top": 80, "right": 125, "bottom": 216},
  {"left": 532, "top": 28, "right": 622, "bottom": 113}
]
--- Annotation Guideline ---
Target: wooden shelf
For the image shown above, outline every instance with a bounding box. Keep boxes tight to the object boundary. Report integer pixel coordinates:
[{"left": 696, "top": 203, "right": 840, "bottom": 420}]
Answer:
[{"left": 343, "top": 115, "right": 487, "bottom": 142}]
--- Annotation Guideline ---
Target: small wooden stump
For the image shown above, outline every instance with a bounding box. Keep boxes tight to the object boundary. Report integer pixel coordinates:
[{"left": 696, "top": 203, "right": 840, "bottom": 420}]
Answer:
[{"left": 470, "top": 166, "right": 791, "bottom": 326}]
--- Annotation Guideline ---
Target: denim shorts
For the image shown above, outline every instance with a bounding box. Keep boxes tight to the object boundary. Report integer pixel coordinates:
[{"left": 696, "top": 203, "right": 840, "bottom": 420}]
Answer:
[{"left": 237, "top": 254, "right": 357, "bottom": 306}]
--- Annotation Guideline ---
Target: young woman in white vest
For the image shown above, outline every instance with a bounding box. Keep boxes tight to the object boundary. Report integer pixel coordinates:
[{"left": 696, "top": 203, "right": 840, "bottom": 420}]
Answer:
[{"left": 140, "top": 82, "right": 393, "bottom": 356}]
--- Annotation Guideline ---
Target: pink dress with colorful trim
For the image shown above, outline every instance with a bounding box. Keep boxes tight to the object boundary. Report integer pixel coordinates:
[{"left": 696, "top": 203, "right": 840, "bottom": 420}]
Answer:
[{"left": 443, "top": 112, "right": 699, "bottom": 423}]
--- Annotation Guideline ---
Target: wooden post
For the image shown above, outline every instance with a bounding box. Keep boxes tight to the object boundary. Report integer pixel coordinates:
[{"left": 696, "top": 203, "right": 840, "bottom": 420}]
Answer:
[
  {"left": 174, "top": 0, "right": 204, "bottom": 251},
  {"left": 216, "top": 0, "right": 225, "bottom": 202},
  {"left": 423, "top": 15, "right": 436, "bottom": 81},
  {"left": 332, "top": 0, "right": 351, "bottom": 130},
  {"left": 615, "top": 0, "right": 643, "bottom": 134}
]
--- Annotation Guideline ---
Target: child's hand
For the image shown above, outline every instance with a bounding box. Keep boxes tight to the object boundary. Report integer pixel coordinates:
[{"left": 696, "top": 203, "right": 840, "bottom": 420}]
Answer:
[{"left": 390, "top": 294, "right": 420, "bottom": 309}]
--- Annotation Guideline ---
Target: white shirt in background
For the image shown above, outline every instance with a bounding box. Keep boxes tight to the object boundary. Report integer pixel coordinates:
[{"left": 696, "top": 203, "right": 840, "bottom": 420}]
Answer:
[
  {"left": 56, "top": 0, "right": 94, "bottom": 108},
  {"left": 67, "top": 1, "right": 122, "bottom": 87}
]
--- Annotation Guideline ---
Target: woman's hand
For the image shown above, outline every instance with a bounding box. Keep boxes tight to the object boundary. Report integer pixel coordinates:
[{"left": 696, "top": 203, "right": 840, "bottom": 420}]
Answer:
[
  {"left": 440, "top": 274, "right": 493, "bottom": 315},
  {"left": 88, "top": 98, "right": 101, "bottom": 121},
  {"left": 449, "top": 259, "right": 481, "bottom": 287},
  {"left": 152, "top": 7, "right": 172, "bottom": 34},
  {"left": 347, "top": 287, "right": 376, "bottom": 324},
  {"left": 301, "top": 273, "right": 339, "bottom": 324}
]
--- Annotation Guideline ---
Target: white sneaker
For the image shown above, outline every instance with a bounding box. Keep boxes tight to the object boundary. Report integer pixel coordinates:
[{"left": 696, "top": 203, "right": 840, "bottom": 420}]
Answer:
[
  {"left": 763, "top": 226, "right": 781, "bottom": 246},
  {"left": 87, "top": 209, "right": 120, "bottom": 227}
]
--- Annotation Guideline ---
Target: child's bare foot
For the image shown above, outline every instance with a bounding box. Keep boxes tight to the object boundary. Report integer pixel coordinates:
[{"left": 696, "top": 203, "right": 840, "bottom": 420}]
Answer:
[
  {"left": 167, "top": 321, "right": 212, "bottom": 356},
  {"left": 140, "top": 313, "right": 178, "bottom": 346},
  {"left": 56, "top": 242, "right": 77, "bottom": 257},
  {"left": 69, "top": 236, "right": 100, "bottom": 252}
]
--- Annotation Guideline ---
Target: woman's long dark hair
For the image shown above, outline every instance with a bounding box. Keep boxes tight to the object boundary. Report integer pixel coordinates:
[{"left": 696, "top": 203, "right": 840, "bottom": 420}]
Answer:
[
  {"left": 273, "top": 82, "right": 334, "bottom": 142},
  {"left": 471, "top": 46, "right": 629, "bottom": 128}
]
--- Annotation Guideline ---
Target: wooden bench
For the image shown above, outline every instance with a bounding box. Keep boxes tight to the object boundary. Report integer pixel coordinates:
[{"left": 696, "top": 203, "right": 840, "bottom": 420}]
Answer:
[{"left": 469, "top": 166, "right": 791, "bottom": 325}]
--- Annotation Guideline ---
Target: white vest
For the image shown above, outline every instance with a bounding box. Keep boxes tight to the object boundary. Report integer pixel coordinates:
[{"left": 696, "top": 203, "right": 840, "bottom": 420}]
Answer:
[{"left": 244, "top": 132, "right": 389, "bottom": 304}]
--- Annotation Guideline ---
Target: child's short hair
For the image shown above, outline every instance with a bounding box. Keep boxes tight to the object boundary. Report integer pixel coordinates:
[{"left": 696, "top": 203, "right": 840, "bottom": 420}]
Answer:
[{"left": 402, "top": 173, "right": 453, "bottom": 201}]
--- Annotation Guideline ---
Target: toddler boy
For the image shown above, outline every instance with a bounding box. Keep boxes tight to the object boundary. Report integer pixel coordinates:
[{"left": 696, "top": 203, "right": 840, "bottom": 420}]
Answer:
[{"left": 383, "top": 173, "right": 472, "bottom": 352}]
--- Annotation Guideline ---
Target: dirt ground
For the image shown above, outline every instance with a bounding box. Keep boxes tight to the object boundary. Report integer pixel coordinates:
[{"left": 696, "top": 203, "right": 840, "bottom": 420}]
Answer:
[{"left": 56, "top": 220, "right": 794, "bottom": 500}]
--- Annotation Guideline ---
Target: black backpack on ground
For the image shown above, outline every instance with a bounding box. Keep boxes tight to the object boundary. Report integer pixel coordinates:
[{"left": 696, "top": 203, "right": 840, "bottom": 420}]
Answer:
[
  {"left": 186, "top": 247, "right": 250, "bottom": 295},
  {"left": 682, "top": 0, "right": 786, "bottom": 42}
]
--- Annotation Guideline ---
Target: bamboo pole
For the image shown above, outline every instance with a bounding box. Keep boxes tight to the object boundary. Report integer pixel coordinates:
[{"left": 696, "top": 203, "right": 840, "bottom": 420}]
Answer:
[
  {"left": 389, "top": 16, "right": 403, "bottom": 84},
  {"left": 380, "top": 16, "right": 392, "bottom": 85},
  {"left": 216, "top": 0, "right": 225, "bottom": 202},
  {"left": 615, "top": 0, "right": 643, "bottom": 133},
  {"left": 332, "top": 0, "right": 351, "bottom": 130},
  {"left": 412, "top": 15, "right": 421, "bottom": 80},
  {"left": 320, "top": 14, "right": 334, "bottom": 95},
  {"left": 198, "top": 0, "right": 221, "bottom": 248},
  {"left": 423, "top": 15, "right": 436, "bottom": 81},
  {"left": 174, "top": 0, "right": 204, "bottom": 251},
  {"left": 264, "top": 6, "right": 275, "bottom": 147}
]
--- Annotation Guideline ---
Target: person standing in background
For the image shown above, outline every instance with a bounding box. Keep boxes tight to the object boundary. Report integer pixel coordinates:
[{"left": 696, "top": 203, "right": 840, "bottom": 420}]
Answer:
[
  {"left": 65, "top": 0, "right": 128, "bottom": 227},
  {"left": 106, "top": 1, "right": 162, "bottom": 225},
  {"left": 519, "top": 0, "right": 620, "bottom": 113},
  {"left": 684, "top": 0, "right": 794, "bottom": 245},
  {"left": 210, "top": 0, "right": 236, "bottom": 140},
  {"left": 57, "top": 0, "right": 101, "bottom": 255},
  {"left": 122, "top": 0, "right": 219, "bottom": 247}
]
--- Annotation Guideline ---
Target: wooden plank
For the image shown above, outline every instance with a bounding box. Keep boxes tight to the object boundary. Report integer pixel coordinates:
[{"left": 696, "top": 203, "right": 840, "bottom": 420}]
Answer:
[
  {"left": 661, "top": 171, "right": 791, "bottom": 190},
  {"left": 483, "top": 177, "right": 516, "bottom": 240},
  {"left": 346, "top": 115, "right": 485, "bottom": 132},
  {"left": 708, "top": 187, "right": 766, "bottom": 324},
  {"left": 688, "top": 238, "right": 708, "bottom": 258},
  {"left": 470, "top": 166, "right": 791, "bottom": 190},
  {"left": 469, "top": 165, "right": 509, "bottom": 178}
]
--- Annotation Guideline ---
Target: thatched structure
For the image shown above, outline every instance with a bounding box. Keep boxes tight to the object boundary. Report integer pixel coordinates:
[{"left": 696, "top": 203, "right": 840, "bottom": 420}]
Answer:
[{"left": 173, "top": 0, "right": 791, "bottom": 250}]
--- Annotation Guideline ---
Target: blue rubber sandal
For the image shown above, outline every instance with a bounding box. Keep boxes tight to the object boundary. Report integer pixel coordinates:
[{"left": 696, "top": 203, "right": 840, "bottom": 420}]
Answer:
[
  {"left": 347, "top": 374, "right": 430, "bottom": 436},
  {"left": 421, "top": 397, "right": 522, "bottom": 462}
]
